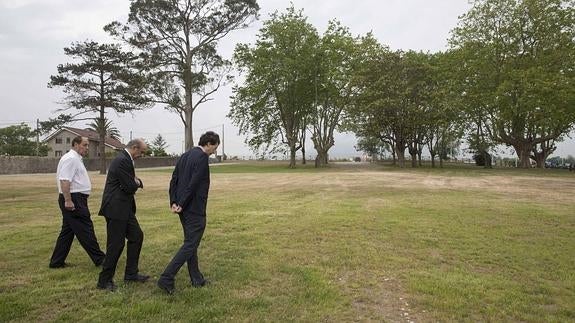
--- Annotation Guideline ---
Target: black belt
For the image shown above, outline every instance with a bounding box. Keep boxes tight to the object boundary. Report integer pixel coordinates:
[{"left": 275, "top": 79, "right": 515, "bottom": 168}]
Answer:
[{"left": 60, "top": 193, "right": 90, "bottom": 198}]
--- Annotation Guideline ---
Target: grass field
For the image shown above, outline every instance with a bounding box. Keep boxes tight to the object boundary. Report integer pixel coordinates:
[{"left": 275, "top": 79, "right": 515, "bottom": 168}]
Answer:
[{"left": 0, "top": 161, "right": 574, "bottom": 322}]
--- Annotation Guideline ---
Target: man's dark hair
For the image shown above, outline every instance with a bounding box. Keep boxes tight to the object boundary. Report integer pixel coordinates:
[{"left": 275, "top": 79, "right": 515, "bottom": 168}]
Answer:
[
  {"left": 198, "top": 131, "right": 220, "bottom": 146},
  {"left": 72, "top": 136, "right": 84, "bottom": 147}
]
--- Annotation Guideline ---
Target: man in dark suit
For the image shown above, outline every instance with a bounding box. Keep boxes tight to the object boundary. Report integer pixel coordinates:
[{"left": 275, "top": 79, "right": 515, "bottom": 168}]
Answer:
[
  {"left": 97, "top": 138, "right": 150, "bottom": 291},
  {"left": 157, "top": 131, "right": 220, "bottom": 294}
]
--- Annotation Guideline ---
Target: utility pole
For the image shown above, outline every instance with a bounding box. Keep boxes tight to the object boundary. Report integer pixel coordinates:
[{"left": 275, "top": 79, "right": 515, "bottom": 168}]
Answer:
[
  {"left": 36, "top": 119, "right": 40, "bottom": 156},
  {"left": 221, "top": 123, "right": 225, "bottom": 161}
]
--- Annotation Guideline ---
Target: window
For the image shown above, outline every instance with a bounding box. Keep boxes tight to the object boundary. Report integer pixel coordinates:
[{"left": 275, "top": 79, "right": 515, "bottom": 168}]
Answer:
[
  {"left": 55, "top": 151, "right": 63, "bottom": 157},
  {"left": 66, "top": 137, "right": 71, "bottom": 144},
  {"left": 55, "top": 137, "right": 63, "bottom": 144}
]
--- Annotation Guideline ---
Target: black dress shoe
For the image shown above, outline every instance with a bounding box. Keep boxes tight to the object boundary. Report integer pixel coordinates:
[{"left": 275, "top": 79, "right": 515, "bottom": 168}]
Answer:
[
  {"left": 157, "top": 280, "right": 175, "bottom": 295},
  {"left": 191, "top": 278, "right": 210, "bottom": 288},
  {"left": 97, "top": 281, "right": 117, "bottom": 292},
  {"left": 49, "top": 262, "right": 72, "bottom": 269},
  {"left": 124, "top": 273, "right": 150, "bottom": 283}
]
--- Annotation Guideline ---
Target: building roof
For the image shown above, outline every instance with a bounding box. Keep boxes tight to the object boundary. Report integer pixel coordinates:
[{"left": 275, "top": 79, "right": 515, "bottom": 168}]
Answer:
[{"left": 44, "top": 126, "right": 125, "bottom": 149}]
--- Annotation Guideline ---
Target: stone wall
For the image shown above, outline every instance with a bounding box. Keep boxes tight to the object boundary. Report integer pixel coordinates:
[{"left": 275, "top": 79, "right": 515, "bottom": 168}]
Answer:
[
  {"left": 0, "top": 156, "right": 179, "bottom": 175},
  {"left": 0, "top": 156, "right": 61, "bottom": 175}
]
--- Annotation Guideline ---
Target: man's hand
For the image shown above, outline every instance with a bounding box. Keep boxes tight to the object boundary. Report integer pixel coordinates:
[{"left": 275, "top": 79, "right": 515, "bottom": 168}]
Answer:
[
  {"left": 171, "top": 203, "right": 182, "bottom": 213},
  {"left": 64, "top": 200, "right": 75, "bottom": 211},
  {"left": 135, "top": 176, "right": 144, "bottom": 189}
]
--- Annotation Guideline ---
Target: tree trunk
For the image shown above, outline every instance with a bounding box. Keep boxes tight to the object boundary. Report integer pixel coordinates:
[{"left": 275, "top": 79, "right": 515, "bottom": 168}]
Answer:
[
  {"left": 395, "top": 143, "right": 405, "bottom": 168},
  {"left": 315, "top": 150, "right": 328, "bottom": 168},
  {"left": 512, "top": 142, "right": 532, "bottom": 168},
  {"left": 483, "top": 152, "right": 493, "bottom": 169},
  {"left": 533, "top": 152, "right": 545, "bottom": 168},
  {"left": 301, "top": 143, "right": 306, "bottom": 165},
  {"left": 532, "top": 141, "right": 556, "bottom": 169},
  {"left": 417, "top": 143, "right": 423, "bottom": 167},
  {"left": 184, "top": 62, "right": 194, "bottom": 150},
  {"left": 98, "top": 109, "right": 106, "bottom": 175},
  {"left": 431, "top": 155, "right": 436, "bottom": 168},
  {"left": 289, "top": 147, "right": 297, "bottom": 168},
  {"left": 408, "top": 145, "right": 418, "bottom": 168},
  {"left": 185, "top": 107, "right": 194, "bottom": 150}
]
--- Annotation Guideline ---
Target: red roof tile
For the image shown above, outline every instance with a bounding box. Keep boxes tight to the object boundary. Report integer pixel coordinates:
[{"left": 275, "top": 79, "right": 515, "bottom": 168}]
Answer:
[{"left": 46, "top": 126, "right": 125, "bottom": 149}]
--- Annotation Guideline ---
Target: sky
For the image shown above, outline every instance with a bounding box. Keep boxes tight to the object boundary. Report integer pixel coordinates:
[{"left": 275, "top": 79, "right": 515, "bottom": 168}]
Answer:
[{"left": 1, "top": 0, "right": 573, "bottom": 159}]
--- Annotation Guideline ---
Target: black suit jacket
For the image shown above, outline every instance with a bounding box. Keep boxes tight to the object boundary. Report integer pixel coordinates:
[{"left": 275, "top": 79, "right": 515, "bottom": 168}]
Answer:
[
  {"left": 99, "top": 150, "right": 142, "bottom": 220},
  {"left": 169, "top": 147, "right": 210, "bottom": 216}
]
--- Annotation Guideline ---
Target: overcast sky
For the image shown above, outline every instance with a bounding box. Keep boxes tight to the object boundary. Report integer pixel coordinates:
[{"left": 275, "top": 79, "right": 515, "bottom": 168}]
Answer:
[{"left": 1, "top": 0, "right": 573, "bottom": 158}]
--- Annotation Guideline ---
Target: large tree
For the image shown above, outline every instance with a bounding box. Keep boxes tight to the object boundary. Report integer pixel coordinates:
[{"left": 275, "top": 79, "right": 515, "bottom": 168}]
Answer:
[
  {"left": 229, "top": 7, "right": 318, "bottom": 168},
  {"left": 0, "top": 124, "right": 49, "bottom": 156},
  {"left": 48, "top": 41, "right": 150, "bottom": 174},
  {"left": 450, "top": 0, "right": 575, "bottom": 168},
  {"left": 425, "top": 51, "right": 465, "bottom": 168},
  {"left": 401, "top": 50, "right": 436, "bottom": 168},
  {"left": 310, "top": 21, "right": 358, "bottom": 167},
  {"left": 350, "top": 39, "right": 431, "bottom": 168},
  {"left": 105, "top": 0, "right": 259, "bottom": 149}
]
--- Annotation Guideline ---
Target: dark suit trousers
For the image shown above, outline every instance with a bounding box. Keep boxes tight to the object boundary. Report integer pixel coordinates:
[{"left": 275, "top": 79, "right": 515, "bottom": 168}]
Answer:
[
  {"left": 159, "top": 213, "right": 206, "bottom": 285},
  {"left": 50, "top": 193, "right": 105, "bottom": 267},
  {"left": 98, "top": 215, "right": 143, "bottom": 284}
]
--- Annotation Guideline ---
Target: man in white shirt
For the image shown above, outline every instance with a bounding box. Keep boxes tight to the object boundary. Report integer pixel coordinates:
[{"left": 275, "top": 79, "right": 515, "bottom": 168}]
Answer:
[{"left": 49, "top": 136, "right": 105, "bottom": 268}]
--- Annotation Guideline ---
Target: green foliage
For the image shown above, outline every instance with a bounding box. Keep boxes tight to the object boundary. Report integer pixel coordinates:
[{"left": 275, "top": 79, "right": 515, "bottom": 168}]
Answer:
[
  {"left": 349, "top": 38, "right": 445, "bottom": 167},
  {"left": 229, "top": 6, "right": 319, "bottom": 168},
  {"left": 48, "top": 40, "right": 151, "bottom": 173},
  {"left": 449, "top": 0, "right": 575, "bottom": 167},
  {"left": 149, "top": 134, "right": 169, "bottom": 157},
  {"left": 309, "top": 21, "right": 359, "bottom": 167},
  {"left": 48, "top": 41, "right": 150, "bottom": 114},
  {"left": 105, "top": 0, "right": 260, "bottom": 149},
  {"left": 355, "top": 136, "right": 389, "bottom": 160},
  {"left": 0, "top": 123, "right": 49, "bottom": 156},
  {"left": 473, "top": 151, "right": 493, "bottom": 167},
  {"left": 86, "top": 118, "right": 121, "bottom": 140}
]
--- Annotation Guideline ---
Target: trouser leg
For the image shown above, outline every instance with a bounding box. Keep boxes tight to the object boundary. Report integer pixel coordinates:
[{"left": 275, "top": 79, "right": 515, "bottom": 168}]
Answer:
[
  {"left": 124, "top": 215, "right": 143, "bottom": 277},
  {"left": 98, "top": 218, "right": 127, "bottom": 285},
  {"left": 67, "top": 194, "right": 105, "bottom": 265},
  {"left": 186, "top": 216, "right": 206, "bottom": 282},
  {"left": 49, "top": 197, "right": 74, "bottom": 266},
  {"left": 160, "top": 214, "right": 206, "bottom": 284}
]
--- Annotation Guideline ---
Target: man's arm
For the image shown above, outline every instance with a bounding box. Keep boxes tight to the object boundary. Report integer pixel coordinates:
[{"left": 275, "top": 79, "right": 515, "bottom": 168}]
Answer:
[
  {"left": 57, "top": 157, "right": 76, "bottom": 210},
  {"left": 115, "top": 158, "right": 141, "bottom": 195},
  {"left": 60, "top": 180, "right": 74, "bottom": 210},
  {"left": 169, "top": 158, "right": 181, "bottom": 207},
  {"left": 177, "top": 154, "right": 208, "bottom": 210}
]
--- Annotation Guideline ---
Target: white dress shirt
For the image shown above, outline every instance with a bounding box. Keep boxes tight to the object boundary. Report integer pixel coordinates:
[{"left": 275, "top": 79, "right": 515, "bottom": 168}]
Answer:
[
  {"left": 57, "top": 149, "right": 91, "bottom": 195},
  {"left": 124, "top": 148, "right": 135, "bottom": 166}
]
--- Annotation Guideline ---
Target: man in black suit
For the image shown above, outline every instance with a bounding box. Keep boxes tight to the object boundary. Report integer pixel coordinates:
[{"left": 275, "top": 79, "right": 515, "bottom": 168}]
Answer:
[
  {"left": 157, "top": 131, "right": 220, "bottom": 294},
  {"left": 97, "top": 138, "right": 150, "bottom": 291}
]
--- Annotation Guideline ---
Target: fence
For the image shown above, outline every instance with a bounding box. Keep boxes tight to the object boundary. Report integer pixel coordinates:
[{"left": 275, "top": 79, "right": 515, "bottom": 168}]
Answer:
[{"left": 0, "top": 156, "right": 179, "bottom": 175}]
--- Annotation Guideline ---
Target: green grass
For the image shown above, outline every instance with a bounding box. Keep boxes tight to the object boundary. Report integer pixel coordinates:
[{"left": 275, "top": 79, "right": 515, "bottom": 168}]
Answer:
[{"left": 1, "top": 162, "right": 574, "bottom": 322}]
